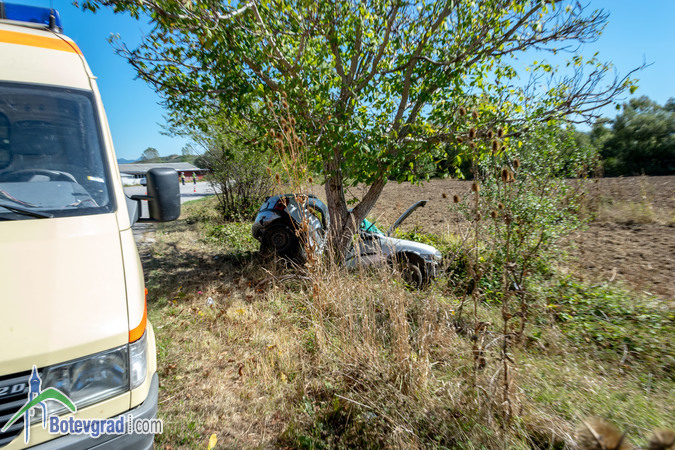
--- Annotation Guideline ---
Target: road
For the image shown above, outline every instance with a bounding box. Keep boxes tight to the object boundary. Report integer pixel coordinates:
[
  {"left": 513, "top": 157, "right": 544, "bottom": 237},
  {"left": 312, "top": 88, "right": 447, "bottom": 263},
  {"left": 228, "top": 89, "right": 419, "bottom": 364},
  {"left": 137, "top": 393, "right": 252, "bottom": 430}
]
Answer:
[
  {"left": 124, "top": 182, "right": 217, "bottom": 245},
  {"left": 123, "top": 181, "right": 217, "bottom": 205}
]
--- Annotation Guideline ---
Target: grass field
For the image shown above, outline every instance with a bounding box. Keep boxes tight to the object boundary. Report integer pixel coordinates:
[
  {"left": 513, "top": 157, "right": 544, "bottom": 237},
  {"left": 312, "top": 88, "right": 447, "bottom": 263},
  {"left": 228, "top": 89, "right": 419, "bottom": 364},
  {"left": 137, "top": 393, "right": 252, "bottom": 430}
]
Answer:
[{"left": 142, "top": 177, "right": 674, "bottom": 449}]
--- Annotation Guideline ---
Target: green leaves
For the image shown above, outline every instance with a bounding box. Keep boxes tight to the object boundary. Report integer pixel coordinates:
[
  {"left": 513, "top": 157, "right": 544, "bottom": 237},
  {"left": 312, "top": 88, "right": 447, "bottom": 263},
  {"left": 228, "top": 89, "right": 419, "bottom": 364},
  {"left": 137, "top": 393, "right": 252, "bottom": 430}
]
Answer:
[
  {"left": 550, "top": 278, "right": 674, "bottom": 376},
  {"left": 80, "top": 0, "right": 639, "bottom": 246},
  {"left": 594, "top": 96, "right": 675, "bottom": 176}
]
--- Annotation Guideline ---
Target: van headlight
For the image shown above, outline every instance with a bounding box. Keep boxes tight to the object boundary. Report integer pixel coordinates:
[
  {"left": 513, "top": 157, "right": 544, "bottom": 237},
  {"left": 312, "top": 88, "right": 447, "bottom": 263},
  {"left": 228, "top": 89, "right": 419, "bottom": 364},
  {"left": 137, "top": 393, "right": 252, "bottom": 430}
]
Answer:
[
  {"left": 40, "top": 346, "right": 129, "bottom": 417},
  {"left": 38, "top": 332, "right": 148, "bottom": 418}
]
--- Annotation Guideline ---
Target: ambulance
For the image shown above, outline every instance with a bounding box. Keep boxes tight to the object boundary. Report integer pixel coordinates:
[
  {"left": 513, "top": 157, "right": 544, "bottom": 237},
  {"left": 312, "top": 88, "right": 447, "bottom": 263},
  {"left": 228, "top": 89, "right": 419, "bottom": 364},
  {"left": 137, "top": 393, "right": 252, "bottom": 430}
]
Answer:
[{"left": 0, "top": 3, "right": 179, "bottom": 448}]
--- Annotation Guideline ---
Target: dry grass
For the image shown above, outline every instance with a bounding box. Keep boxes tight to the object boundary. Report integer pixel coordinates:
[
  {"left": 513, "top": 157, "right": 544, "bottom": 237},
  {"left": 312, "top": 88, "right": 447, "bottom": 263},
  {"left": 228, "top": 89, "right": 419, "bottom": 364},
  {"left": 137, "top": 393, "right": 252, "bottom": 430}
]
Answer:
[
  {"left": 144, "top": 197, "right": 674, "bottom": 449},
  {"left": 594, "top": 200, "right": 674, "bottom": 226},
  {"left": 582, "top": 176, "right": 675, "bottom": 226}
]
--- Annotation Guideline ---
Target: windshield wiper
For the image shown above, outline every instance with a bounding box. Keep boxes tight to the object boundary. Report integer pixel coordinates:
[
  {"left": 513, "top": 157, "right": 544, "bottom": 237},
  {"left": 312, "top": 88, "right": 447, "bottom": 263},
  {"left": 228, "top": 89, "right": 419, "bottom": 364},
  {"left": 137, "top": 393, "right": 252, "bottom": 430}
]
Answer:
[
  {"left": 0, "top": 202, "right": 54, "bottom": 219},
  {"left": 0, "top": 189, "right": 53, "bottom": 218}
]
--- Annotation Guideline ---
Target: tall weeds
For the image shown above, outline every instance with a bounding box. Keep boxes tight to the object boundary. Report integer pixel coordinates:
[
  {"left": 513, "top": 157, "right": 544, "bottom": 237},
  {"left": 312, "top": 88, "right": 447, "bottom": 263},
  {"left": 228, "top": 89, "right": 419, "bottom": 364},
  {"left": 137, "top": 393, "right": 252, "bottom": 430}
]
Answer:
[
  {"left": 448, "top": 119, "right": 597, "bottom": 427},
  {"left": 263, "top": 95, "right": 479, "bottom": 446},
  {"left": 257, "top": 98, "right": 670, "bottom": 447}
]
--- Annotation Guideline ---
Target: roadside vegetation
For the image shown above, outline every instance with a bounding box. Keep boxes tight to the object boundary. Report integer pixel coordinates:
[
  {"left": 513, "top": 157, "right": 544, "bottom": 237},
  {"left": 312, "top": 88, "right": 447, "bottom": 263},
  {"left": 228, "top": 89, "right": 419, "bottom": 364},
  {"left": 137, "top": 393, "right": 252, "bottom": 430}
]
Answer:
[
  {"left": 144, "top": 182, "right": 673, "bottom": 448},
  {"left": 142, "top": 83, "right": 672, "bottom": 450},
  {"left": 79, "top": 1, "right": 673, "bottom": 447},
  {"left": 585, "top": 96, "right": 675, "bottom": 177}
]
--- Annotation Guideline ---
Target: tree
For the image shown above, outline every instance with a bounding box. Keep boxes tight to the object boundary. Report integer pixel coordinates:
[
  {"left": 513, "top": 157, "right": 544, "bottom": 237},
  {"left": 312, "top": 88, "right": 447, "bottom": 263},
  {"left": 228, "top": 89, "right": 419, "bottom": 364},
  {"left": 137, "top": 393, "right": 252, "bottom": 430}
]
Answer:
[
  {"left": 180, "top": 144, "right": 195, "bottom": 163},
  {"left": 595, "top": 96, "right": 675, "bottom": 176},
  {"left": 140, "top": 147, "right": 160, "bottom": 162},
  {"left": 82, "top": 0, "right": 638, "bottom": 257}
]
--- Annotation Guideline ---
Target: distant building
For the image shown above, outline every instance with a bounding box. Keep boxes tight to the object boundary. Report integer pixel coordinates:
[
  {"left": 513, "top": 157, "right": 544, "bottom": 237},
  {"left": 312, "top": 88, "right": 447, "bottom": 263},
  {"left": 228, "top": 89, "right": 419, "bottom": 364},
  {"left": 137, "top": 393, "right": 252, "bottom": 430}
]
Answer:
[
  {"left": 120, "top": 172, "right": 140, "bottom": 185},
  {"left": 118, "top": 162, "right": 208, "bottom": 183}
]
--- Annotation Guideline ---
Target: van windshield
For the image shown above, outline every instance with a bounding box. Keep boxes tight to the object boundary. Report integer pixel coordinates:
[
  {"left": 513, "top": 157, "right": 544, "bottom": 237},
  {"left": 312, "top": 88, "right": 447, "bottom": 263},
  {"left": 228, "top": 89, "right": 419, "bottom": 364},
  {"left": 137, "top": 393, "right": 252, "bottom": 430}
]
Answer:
[{"left": 0, "top": 82, "right": 114, "bottom": 220}]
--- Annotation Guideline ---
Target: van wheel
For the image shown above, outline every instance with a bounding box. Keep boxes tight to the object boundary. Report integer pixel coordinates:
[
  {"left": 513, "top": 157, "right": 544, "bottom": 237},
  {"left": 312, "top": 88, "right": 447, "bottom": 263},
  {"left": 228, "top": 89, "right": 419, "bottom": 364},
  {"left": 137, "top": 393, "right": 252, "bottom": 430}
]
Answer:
[{"left": 263, "top": 225, "right": 297, "bottom": 256}]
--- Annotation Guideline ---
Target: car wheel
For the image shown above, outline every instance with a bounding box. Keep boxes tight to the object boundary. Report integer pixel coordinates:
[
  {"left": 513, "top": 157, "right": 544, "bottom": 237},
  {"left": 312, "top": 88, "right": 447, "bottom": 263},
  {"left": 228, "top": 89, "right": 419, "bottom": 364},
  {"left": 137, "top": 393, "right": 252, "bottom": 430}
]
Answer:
[
  {"left": 263, "top": 225, "right": 297, "bottom": 255},
  {"left": 398, "top": 257, "right": 425, "bottom": 289}
]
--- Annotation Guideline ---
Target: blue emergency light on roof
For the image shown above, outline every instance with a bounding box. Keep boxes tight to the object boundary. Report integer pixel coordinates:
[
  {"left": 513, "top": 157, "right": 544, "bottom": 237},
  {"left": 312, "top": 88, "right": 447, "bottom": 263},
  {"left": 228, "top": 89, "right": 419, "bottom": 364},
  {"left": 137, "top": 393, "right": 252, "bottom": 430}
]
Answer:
[{"left": 0, "top": 2, "right": 63, "bottom": 32}]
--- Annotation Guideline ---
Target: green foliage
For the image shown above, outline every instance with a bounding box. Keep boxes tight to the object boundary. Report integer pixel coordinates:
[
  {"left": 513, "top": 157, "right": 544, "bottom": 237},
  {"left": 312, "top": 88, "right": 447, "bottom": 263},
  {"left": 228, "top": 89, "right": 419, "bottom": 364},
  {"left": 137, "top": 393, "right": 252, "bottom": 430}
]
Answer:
[
  {"left": 446, "top": 122, "right": 599, "bottom": 417},
  {"left": 435, "top": 143, "right": 475, "bottom": 179},
  {"left": 394, "top": 225, "right": 453, "bottom": 255},
  {"left": 182, "top": 195, "right": 223, "bottom": 224},
  {"left": 205, "top": 222, "right": 259, "bottom": 253},
  {"left": 454, "top": 123, "right": 596, "bottom": 283},
  {"left": 81, "top": 0, "right": 639, "bottom": 256},
  {"left": 545, "top": 277, "right": 674, "bottom": 378},
  {"left": 140, "top": 146, "right": 160, "bottom": 161},
  {"left": 183, "top": 196, "right": 260, "bottom": 251},
  {"left": 181, "top": 118, "right": 274, "bottom": 222},
  {"left": 591, "top": 96, "right": 675, "bottom": 176}
]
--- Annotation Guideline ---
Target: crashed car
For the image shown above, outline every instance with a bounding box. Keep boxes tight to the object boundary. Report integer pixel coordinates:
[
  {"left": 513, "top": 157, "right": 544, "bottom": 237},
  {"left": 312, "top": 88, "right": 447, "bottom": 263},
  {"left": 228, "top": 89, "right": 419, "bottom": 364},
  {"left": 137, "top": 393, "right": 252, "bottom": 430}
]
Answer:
[
  {"left": 252, "top": 194, "right": 329, "bottom": 258},
  {"left": 252, "top": 194, "right": 442, "bottom": 287}
]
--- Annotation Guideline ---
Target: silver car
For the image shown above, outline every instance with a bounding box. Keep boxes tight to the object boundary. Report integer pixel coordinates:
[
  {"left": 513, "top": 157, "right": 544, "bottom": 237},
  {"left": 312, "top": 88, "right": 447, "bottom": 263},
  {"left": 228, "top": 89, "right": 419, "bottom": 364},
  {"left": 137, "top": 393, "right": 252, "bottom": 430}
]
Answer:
[{"left": 252, "top": 195, "right": 441, "bottom": 287}]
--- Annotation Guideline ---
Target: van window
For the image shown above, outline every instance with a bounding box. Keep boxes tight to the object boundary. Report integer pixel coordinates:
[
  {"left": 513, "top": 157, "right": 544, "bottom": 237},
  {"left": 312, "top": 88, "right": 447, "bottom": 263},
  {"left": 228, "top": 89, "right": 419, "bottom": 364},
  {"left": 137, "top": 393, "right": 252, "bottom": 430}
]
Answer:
[{"left": 0, "top": 82, "right": 114, "bottom": 220}]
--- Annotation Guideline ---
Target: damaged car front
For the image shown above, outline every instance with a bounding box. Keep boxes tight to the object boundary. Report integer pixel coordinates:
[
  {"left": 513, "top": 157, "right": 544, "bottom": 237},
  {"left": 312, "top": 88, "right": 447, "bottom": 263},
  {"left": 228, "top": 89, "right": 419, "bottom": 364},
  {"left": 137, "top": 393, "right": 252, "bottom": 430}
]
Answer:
[{"left": 252, "top": 194, "right": 329, "bottom": 259}]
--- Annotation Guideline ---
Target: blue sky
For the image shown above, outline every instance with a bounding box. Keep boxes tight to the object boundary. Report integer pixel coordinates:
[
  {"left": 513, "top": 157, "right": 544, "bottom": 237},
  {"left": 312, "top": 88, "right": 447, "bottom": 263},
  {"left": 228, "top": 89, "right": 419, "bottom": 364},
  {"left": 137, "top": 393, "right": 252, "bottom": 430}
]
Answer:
[{"left": 15, "top": 1, "right": 675, "bottom": 160}]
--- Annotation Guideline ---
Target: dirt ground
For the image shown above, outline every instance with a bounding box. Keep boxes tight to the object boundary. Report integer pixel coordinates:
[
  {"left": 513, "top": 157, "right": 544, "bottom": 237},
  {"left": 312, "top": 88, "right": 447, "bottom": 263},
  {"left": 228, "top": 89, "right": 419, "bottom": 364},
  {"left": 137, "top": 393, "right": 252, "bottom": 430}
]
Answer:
[{"left": 310, "top": 176, "right": 675, "bottom": 299}]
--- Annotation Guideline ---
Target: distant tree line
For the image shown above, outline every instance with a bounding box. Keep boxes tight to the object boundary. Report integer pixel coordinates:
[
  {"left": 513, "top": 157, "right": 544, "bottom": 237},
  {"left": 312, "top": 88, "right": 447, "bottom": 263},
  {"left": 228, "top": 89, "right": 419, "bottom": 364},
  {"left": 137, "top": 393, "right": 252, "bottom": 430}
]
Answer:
[
  {"left": 438, "top": 96, "right": 674, "bottom": 179},
  {"left": 136, "top": 146, "right": 201, "bottom": 165},
  {"left": 586, "top": 96, "right": 674, "bottom": 176},
  {"left": 140, "top": 147, "right": 160, "bottom": 162}
]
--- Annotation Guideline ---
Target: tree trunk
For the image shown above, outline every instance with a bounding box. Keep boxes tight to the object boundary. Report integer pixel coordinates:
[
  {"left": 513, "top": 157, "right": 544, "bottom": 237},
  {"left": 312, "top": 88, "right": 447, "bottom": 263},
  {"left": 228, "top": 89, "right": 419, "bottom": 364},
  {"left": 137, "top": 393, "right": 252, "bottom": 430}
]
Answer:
[{"left": 324, "top": 158, "right": 385, "bottom": 262}]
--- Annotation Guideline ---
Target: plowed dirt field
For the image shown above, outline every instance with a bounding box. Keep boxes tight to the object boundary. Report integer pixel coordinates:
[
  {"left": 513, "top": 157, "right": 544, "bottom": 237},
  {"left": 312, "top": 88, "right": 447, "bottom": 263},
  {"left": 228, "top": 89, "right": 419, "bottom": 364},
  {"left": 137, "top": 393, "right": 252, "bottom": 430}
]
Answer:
[{"left": 310, "top": 176, "right": 675, "bottom": 299}]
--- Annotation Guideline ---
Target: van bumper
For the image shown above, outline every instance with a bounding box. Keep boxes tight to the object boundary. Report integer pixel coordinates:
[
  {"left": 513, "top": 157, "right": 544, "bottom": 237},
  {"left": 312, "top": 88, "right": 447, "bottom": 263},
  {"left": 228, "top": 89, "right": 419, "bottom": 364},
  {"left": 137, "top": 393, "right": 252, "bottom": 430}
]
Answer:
[{"left": 31, "top": 373, "right": 159, "bottom": 450}]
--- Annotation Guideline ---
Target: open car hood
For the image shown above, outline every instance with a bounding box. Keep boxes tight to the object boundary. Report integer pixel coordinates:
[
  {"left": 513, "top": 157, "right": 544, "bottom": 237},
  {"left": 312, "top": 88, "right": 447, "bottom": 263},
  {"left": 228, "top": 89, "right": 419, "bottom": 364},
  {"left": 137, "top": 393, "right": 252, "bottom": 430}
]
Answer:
[{"left": 387, "top": 200, "right": 428, "bottom": 236}]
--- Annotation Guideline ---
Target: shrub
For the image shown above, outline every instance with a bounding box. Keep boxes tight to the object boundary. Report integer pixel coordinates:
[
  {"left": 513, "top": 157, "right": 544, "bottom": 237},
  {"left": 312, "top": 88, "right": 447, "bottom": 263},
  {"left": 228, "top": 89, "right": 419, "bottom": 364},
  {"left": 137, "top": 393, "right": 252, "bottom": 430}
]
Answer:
[
  {"left": 201, "top": 141, "right": 274, "bottom": 222},
  {"left": 546, "top": 278, "right": 674, "bottom": 378},
  {"left": 447, "top": 122, "right": 599, "bottom": 421},
  {"left": 168, "top": 116, "right": 274, "bottom": 222}
]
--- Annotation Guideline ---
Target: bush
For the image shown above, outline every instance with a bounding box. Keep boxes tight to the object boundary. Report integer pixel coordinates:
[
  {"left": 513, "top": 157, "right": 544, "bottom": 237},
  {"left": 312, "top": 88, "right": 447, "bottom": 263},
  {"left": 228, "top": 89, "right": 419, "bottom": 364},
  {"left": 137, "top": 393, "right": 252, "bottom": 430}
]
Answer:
[
  {"left": 168, "top": 116, "right": 274, "bottom": 222},
  {"left": 594, "top": 96, "right": 675, "bottom": 176},
  {"left": 546, "top": 278, "right": 674, "bottom": 378},
  {"left": 201, "top": 142, "right": 273, "bottom": 222}
]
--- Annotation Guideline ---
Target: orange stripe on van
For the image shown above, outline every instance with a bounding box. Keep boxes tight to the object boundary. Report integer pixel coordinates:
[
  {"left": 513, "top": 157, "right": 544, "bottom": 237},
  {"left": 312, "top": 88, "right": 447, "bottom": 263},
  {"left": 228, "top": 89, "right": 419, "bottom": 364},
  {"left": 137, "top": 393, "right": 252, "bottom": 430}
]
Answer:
[
  {"left": 0, "top": 29, "right": 82, "bottom": 55},
  {"left": 129, "top": 290, "right": 148, "bottom": 342}
]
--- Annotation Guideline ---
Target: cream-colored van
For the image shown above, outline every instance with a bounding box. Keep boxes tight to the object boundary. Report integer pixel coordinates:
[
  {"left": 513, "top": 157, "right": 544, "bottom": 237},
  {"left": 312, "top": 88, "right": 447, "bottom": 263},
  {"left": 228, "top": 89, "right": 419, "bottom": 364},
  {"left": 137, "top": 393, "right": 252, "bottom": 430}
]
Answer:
[{"left": 0, "top": 4, "right": 179, "bottom": 448}]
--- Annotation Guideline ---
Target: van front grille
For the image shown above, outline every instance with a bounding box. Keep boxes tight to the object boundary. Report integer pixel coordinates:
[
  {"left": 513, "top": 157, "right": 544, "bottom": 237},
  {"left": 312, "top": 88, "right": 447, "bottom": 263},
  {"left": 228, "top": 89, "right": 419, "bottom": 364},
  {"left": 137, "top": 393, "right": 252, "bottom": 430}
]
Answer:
[{"left": 0, "top": 369, "right": 31, "bottom": 447}]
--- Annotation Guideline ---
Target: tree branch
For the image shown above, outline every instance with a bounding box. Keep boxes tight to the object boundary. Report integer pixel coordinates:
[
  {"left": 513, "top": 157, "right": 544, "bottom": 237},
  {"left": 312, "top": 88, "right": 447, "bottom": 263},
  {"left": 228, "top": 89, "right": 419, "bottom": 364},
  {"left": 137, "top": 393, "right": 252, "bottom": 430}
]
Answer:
[{"left": 391, "top": 4, "right": 452, "bottom": 133}]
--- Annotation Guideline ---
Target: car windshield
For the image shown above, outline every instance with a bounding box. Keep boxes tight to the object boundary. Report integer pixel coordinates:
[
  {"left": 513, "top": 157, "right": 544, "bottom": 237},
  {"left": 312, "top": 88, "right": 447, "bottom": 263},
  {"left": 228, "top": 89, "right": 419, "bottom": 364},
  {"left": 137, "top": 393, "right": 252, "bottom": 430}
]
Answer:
[
  {"left": 0, "top": 82, "right": 113, "bottom": 220},
  {"left": 361, "top": 218, "right": 384, "bottom": 235}
]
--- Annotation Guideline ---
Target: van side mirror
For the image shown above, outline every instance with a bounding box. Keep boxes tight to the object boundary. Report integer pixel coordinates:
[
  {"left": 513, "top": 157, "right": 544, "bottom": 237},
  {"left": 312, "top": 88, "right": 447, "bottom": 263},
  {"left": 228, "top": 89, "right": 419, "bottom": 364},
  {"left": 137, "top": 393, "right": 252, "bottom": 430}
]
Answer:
[{"left": 129, "top": 168, "right": 180, "bottom": 223}]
